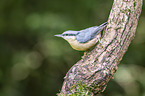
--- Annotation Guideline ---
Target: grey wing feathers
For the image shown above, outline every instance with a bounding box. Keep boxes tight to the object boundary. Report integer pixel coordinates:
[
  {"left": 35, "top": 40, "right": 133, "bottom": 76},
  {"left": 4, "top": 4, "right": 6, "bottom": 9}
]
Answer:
[
  {"left": 76, "top": 22, "right": 108, "bottom": 43},
  {"left": 76, "top": 26, "right": 100, "bottom": 43}
]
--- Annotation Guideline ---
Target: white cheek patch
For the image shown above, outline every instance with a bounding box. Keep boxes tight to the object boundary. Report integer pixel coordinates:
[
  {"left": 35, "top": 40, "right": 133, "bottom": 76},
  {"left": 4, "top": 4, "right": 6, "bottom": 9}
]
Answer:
[{"left": 63, "top": 36, "right": 76, "bottom": 40}]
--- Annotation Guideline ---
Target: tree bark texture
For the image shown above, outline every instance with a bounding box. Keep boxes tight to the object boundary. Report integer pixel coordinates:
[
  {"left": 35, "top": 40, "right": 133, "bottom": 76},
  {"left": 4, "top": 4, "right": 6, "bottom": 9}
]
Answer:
[{"left": 60, "top": 0, "right": 143, "bottom": 95}]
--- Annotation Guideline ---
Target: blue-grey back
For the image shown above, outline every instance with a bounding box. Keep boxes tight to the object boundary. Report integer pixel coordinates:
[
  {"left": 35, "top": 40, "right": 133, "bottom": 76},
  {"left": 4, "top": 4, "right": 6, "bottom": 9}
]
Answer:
[
  {"left": 76, "top": 26, "right": 101, "bottom": 43},
  {"left": 76, "top": 22, "right": 108, "bottom": 43}
]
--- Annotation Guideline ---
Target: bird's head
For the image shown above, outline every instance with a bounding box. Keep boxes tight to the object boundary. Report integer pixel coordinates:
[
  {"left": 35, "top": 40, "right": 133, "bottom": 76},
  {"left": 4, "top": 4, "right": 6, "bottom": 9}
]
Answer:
[{"left": 54, "top": 30, "right": 79, "bottom": 41}]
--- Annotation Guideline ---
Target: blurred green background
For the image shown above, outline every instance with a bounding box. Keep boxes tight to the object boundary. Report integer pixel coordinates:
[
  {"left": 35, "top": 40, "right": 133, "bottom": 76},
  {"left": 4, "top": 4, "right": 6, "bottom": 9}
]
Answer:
[{"left": 0, "top": 0, "right": 145, "bottom": 96}]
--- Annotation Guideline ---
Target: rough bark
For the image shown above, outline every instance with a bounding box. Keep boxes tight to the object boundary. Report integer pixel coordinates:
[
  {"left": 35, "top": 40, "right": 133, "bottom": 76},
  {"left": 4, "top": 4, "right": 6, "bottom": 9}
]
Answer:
[{"left": 60, "top": 0, "right": 143, "bottom": 95}]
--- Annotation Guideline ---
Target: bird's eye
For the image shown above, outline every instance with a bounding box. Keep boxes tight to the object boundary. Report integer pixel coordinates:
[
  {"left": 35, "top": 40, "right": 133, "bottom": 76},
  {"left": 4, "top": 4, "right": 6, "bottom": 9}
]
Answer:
[{"left": 62, "top": 34, "right": 68, "bottom": 36}]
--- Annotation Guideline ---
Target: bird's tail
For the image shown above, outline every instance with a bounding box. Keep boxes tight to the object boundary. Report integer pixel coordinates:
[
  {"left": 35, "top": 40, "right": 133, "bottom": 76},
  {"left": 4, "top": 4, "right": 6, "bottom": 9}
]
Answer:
[
  {"left": 99, "top": 22, "right": 108, "bottom": 28},
  {"left": 93, "top": 21, "right": 108, "bottom": 35}
]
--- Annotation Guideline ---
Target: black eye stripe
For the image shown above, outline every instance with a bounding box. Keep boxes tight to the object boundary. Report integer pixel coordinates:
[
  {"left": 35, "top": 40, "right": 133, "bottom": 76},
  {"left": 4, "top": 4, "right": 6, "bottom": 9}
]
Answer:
[{"left": 62, "top": 34, "right": 76, "bottom": 36}]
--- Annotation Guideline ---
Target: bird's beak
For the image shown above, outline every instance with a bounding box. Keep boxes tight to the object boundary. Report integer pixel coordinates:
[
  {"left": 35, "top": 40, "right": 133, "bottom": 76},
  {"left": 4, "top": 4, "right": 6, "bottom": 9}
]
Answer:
[{"left": 54, "top": 34, "right": 62, "bottom": 37}]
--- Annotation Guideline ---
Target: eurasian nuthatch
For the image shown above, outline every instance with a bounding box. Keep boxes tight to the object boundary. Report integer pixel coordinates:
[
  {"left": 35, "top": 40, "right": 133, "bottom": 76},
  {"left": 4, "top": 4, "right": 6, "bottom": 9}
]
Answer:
[{"left": 55, "top": 22, "right": 108, "bottom": 51}]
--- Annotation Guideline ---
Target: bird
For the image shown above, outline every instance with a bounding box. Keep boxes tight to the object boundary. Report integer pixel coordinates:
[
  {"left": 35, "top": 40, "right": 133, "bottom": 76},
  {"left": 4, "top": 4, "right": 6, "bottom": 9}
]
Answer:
[{"left": 54, "top": 22, "right": 108, "bottom": 51}]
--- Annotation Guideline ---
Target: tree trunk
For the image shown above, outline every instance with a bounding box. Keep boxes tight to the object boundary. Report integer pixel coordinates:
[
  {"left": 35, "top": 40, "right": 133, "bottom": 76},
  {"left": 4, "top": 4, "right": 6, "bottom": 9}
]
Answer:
[{"left": 60, "top": 0, "right": 143, "bottom": 95}]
